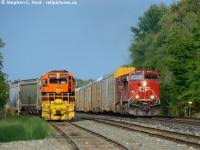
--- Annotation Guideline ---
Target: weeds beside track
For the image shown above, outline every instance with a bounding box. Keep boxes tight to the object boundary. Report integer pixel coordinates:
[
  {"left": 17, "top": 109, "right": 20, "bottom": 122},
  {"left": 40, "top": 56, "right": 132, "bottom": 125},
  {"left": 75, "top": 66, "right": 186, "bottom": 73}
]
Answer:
[{"left": 0, "top": 116, "right": 54, "bottom": 142}]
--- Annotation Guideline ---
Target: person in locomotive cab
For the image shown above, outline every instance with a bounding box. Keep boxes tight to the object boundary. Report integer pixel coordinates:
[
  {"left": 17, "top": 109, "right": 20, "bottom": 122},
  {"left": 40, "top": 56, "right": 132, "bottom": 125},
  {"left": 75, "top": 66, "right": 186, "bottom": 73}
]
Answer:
[{"left": 43, "top": 79, "right": 47, "bottom": 87}]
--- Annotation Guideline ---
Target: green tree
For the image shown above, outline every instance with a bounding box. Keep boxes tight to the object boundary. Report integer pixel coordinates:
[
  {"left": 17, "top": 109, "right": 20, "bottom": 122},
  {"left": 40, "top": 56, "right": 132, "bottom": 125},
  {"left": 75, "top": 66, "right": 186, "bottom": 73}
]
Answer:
[
  {"left": 0, "top": 39, "right": 5, "bottom": 73},
  {"left": 178, "top": 12, "right": 200, "bottom": 114},
  {"left": 131, "top": 3, "right": 167, "bottom": 41},
  {"left": 160, "top": 0, "right": 200, "bottom": 115},
  {"left": 0, "top": 38, "right": 7, "bottom": 109},
  {"left": 129, "top": 3, "right": 167, "bottom": 69},
  {"left": 76, "top": 79, "right": 93, "bottom": 88}
]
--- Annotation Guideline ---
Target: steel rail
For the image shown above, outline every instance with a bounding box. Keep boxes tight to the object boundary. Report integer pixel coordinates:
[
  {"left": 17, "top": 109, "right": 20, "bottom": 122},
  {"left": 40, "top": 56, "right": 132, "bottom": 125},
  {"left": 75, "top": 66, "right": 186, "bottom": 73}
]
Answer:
[
  {"left": 50, "top": 121, "right": 81, "bottom": 150},
  {"left": 149, "top": 117, "right": 200, "bottom": 126},
  {"left": 80, "top": 117, "right": 200, "bottom": 149},
  {"left": 69, "top": 121, "right": 131, "bottom": 150}
]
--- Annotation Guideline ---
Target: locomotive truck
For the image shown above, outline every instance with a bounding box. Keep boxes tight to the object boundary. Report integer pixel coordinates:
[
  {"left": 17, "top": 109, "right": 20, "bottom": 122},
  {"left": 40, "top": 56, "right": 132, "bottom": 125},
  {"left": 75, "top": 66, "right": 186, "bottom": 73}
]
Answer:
[
  {"left": 75, "top": 67, "right": 160, "bottom": 116},
  {"left": 9, "top": 70, "right": 76, "bottom": 120}
]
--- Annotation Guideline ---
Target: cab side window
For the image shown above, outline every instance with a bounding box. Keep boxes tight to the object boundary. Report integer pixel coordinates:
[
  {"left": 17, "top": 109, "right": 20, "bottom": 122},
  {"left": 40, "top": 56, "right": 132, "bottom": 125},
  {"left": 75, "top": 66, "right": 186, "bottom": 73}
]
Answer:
[{"left": 42, "top": 79, "right": 48, "bottom": 87}]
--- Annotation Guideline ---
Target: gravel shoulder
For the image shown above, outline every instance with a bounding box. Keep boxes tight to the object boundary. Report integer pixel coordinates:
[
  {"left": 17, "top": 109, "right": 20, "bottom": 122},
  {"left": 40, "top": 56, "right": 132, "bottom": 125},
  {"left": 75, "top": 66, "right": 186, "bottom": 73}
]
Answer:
[{"left": 0, "top": 138, "right": 70, "bottom": 150}]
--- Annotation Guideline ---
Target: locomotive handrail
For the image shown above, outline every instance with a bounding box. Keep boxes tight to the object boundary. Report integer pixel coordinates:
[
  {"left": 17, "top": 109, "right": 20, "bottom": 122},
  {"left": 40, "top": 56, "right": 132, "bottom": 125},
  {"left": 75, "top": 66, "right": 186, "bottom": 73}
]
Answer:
[
  {"left": 41, "top": 93, "right": 75, "bottom": 102},
  {"left": 151, "top": 89, "right": 160, "bottom": 102}
]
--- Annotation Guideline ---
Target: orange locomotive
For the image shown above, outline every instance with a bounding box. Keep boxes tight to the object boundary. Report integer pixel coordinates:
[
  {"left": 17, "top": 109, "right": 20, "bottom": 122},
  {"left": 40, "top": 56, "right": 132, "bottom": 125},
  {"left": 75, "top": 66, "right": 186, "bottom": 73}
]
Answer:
[
  {"left": 40, "top": 70, "right": 76, "bottom": 120},
  {"left": 9, "top": 70, "right": 76, "bottom": 120}
]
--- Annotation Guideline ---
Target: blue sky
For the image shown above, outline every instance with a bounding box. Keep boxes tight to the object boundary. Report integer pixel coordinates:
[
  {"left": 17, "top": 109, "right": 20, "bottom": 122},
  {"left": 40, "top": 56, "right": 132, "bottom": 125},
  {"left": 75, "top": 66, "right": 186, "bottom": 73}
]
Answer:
[{"left": 0, "top": 0, "right": 175, "bottom": 81}]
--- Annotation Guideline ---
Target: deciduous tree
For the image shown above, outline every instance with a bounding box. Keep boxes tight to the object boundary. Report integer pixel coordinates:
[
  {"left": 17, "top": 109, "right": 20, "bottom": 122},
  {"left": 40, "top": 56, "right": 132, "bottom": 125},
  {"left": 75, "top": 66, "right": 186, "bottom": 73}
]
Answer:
[{"left": 0, "top": 38, "right": 7, "bottom": 109}]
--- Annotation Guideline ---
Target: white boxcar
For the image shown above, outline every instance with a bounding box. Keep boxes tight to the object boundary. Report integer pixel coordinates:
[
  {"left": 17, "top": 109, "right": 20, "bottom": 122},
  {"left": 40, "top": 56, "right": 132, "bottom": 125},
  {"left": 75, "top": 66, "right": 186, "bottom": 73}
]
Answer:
[{"left": 75, "top": 73, "right": 116, "bottom": 112}]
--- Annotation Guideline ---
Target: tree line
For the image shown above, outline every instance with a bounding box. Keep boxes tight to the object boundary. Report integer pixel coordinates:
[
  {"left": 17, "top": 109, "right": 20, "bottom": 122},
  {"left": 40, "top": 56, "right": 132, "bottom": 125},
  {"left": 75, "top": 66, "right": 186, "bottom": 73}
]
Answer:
[{"left": 129, "top": 0, "right": 200, "bottom": 116}]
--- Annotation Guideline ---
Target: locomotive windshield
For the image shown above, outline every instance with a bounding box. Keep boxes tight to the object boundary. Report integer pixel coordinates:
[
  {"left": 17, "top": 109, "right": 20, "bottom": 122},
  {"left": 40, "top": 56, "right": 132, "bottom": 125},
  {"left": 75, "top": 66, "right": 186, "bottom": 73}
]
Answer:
[
  {"left": 145, "top": 74, "right": 158, "bottom": 80},
  {"left": 130, "top": 74, "right": 144, "bottom": 80},
  {"left": 49, "top": 79, "right": 67, "bottom": 84},
  {"left": 130, "top": 73, "right": 158, "bottom": 80}
]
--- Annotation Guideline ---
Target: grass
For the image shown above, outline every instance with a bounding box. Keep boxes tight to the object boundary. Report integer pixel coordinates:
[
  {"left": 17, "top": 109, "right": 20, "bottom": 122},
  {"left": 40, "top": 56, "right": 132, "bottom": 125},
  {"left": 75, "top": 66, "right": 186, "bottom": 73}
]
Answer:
[
  {"left": 0, "top": 107, "right": 16, "bottom": 118},
  {"left": 0, "top": 115, "right": 54, "bottom": 142}
]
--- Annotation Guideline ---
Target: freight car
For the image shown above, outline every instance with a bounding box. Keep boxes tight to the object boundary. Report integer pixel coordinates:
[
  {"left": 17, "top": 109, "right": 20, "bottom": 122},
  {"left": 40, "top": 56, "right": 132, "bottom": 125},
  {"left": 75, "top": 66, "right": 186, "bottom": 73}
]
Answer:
[
  {"left": 9, "top": 70, "right": 76, "bottom": 120},
  {"left": 75, "top": 67, "right": 160, "bottom": 116}
]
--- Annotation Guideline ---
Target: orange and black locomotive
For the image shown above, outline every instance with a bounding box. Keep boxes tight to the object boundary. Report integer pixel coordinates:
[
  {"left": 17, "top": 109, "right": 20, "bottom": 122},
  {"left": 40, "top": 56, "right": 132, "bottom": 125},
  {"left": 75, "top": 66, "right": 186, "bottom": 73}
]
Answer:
[
  {"left": 9, "top": 70, "right": 76, "bottom": 120},
  {"left": 40, "top": 70, "right": 76, "bottom": 120}
]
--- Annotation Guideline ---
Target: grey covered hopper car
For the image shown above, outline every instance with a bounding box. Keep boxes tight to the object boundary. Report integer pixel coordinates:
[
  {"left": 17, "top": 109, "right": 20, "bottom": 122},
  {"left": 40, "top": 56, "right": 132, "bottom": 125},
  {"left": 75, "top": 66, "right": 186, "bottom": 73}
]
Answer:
[{"left": 9, "top": 79, "right": 41, "bottom": 114}]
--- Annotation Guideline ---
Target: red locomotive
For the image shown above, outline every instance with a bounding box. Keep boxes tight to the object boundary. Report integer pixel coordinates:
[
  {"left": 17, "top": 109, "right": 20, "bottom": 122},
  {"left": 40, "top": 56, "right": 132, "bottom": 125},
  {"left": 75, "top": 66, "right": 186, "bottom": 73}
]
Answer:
[
  {"left": 116, "top": 70, "right": 160, "bottom": 116},
  {"left": 76, "top": 67, "right": 160, "bottom": 116}
]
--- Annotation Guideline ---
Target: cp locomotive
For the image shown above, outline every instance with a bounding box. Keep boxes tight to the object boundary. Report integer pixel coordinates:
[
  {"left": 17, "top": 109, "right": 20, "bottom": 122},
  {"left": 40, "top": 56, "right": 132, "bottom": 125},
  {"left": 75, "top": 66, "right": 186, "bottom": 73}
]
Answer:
[
  {"left": 75, "top": 67, "right": 160, "bottom": 116},
  {"left": 9, "top": 70, "right": 76, "bottom": 120}
]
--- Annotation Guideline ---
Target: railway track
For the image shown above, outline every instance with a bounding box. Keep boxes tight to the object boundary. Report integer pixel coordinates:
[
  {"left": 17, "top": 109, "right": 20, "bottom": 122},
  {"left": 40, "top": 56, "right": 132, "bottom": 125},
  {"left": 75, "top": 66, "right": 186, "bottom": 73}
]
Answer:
[
  {"left": 149, "top": 117, "right": 200, "bottom": 126},
  {"left": 50, "top": 121, "right": 81, "bottom": 150},
  {"left": 79, "top": 116, "right": 200, "bottom": 148},
  {"left": 50, "top": 121, "right": 130, "bottom": 150},
  {"left": 78, "top": 112, "right": 200, "bottom": 127}
]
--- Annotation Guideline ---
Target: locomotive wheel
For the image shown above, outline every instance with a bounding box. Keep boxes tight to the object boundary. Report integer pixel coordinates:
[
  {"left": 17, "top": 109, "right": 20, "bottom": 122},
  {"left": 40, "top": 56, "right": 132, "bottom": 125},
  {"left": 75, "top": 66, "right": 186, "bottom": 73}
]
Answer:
[{"left": 122, "top": 103, "right": 129, "bottom": 114}]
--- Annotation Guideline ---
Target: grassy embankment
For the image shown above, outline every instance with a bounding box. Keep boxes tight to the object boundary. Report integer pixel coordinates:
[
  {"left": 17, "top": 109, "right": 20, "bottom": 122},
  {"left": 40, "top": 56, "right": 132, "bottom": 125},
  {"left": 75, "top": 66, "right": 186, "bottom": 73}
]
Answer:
[{"left": 0, "top": 110, "right": 54, "bottom": 142}]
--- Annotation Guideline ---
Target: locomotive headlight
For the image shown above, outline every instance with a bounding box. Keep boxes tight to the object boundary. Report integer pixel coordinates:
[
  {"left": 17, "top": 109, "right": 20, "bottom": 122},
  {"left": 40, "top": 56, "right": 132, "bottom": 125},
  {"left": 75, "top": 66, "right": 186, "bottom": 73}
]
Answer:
[
  {"left": 135, "top": 95, "right": 139, "bottom": 99},
  {"left": 150, "top": 95, "right": 155, "bottom": 99},
  {"left": 131, "top": 90, "right": 135, "bottom": 94},
  {"left": 56, "top": 73, "right": 60, "bottom": 79},
  {"left": 142, "top": 81, "right": 147, "bottom": 87}
]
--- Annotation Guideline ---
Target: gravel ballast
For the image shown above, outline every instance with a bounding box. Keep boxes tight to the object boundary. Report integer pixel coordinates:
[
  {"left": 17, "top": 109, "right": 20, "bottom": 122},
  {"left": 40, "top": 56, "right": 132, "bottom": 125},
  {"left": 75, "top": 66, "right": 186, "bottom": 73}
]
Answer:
[{"left": 0, "top": 138, "right": 70, "bottom": 150}]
